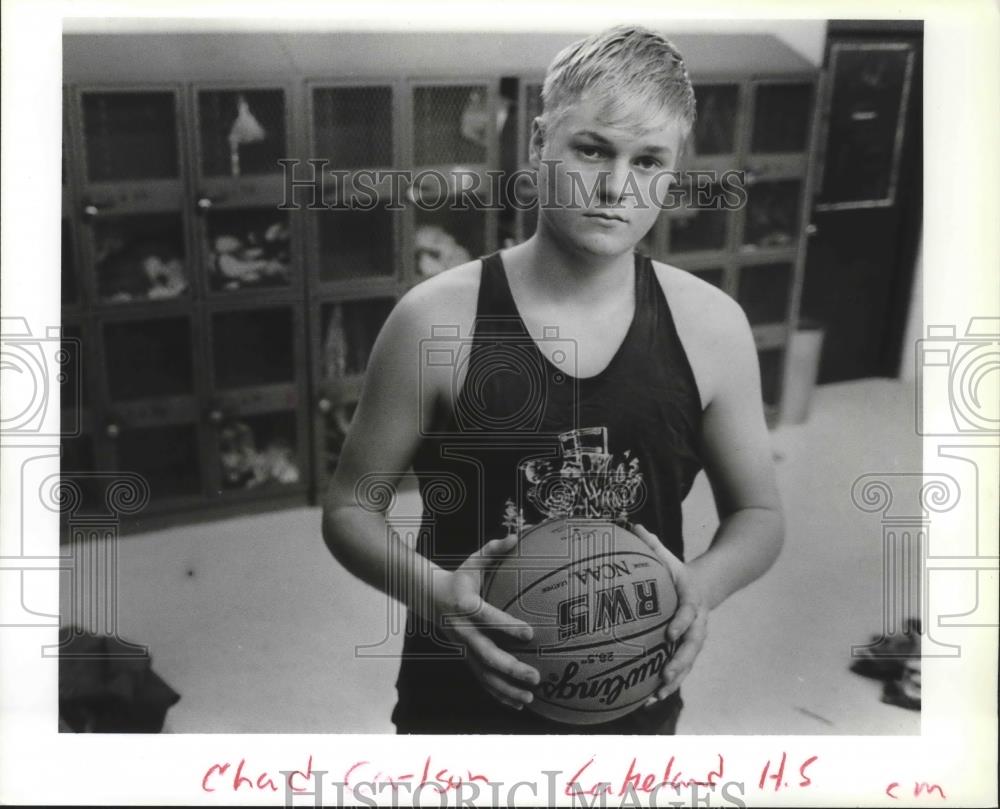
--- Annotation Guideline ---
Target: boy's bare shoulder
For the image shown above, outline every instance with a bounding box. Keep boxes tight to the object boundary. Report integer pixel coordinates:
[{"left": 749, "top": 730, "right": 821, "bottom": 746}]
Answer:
[
  {"left": 649, "top": 259, "right": 755, "bottom": 405},
  {"left": 650, "top": 259, "right": 751, "bottom": 337},
  {"left": 392, "top": 259, "right": 482, "bottom": 336}
]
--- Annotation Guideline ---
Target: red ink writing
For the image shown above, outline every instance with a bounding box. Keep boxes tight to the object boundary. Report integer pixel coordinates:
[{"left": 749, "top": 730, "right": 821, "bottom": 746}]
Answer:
[
  {"left": 758, "top": 753, "right": 818, "bottom": 792},
  {"left": 344, "top": 757, "right": 490, "bottom": 794},
  {"left": 887, "top": 781, "right": 947, "bottom": 799},
  {"left": 201, "top": 755, "right": 313, "bottom": 793},
  {"left": 565, "top": 754, "right": 726, "bottom": 798},
  {"left": 565, "top": 758, "right": 611, "bottom": 798}
]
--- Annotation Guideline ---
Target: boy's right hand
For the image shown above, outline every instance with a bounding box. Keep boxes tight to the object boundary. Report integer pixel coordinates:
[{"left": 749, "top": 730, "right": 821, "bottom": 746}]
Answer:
[{"left": 434, "top": 535, "right": 541, "bottom": 711}]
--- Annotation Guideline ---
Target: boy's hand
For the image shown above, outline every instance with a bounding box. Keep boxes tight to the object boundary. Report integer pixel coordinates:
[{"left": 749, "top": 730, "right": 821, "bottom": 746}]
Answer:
[
  {"left": 632, "top": 523, "right": 709, "bottom": 705},
  {"left": 435, "top": 535, "right": 541, "bottom": 711}
]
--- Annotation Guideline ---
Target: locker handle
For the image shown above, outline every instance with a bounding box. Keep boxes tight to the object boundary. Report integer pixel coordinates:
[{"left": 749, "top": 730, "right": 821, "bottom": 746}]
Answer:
[
  {"left": 195, "top": 192, "right": 227, "bottom": 211},
  {"left": 82, "top": 199, "right": 114, "bottom": 220}
]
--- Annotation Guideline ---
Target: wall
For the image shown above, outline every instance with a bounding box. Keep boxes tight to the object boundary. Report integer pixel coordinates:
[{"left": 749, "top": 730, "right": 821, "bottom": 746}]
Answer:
[
  {"left": 898, "top": 236, "right": 923, "bottom": 382},
  {"left": 642, "top": 19, "right": 826, "bottom": 65},
  {"left": 63, "top": 22, "right": 826, "bottom": 82}
]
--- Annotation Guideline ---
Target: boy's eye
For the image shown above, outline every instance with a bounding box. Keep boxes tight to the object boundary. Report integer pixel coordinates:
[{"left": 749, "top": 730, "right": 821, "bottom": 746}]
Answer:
[
  {"left": 576, "top": 145, "right": 607, "bottom": 160},
  {"left": 635, "top": 156, "right": 662, "bottom": 170}
]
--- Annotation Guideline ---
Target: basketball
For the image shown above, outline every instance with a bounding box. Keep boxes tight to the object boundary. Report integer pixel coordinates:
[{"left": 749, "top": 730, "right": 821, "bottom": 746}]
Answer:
[{"left": 483, "top": 518, "right": 678, "bottom": 725}]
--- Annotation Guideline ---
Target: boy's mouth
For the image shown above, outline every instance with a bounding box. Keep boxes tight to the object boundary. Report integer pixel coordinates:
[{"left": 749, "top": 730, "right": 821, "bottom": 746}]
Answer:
[{"left": 584, "top": 211, "right": 627, "bottom": 223}]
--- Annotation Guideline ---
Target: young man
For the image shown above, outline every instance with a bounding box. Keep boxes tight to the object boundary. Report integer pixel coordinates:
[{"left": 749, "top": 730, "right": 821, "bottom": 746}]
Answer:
[{"left": 322, "top": 25, "right": 784, "bottom": 734}]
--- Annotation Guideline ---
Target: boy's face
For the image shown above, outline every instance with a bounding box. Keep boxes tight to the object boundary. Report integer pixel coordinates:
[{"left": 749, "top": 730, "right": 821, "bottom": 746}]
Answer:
[{"left": 530, "top": 90, "right": 687, "bottom": 259}]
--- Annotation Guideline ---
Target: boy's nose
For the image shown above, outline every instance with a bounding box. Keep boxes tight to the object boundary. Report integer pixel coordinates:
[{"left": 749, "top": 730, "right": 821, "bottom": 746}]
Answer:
[{"left": 597, "top": 161, "right": 632, "bottom": 206}]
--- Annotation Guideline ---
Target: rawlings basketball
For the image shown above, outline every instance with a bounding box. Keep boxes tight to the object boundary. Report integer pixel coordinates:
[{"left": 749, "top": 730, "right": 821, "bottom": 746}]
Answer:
[{"left": 483, "top": 518, "right": 678, "bottom": 725}]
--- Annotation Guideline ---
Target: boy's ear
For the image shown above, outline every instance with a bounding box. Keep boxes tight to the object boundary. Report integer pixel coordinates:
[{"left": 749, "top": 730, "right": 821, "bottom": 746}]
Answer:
[{"left": 528, "top": 117, "right": 545, "bottom": 167}]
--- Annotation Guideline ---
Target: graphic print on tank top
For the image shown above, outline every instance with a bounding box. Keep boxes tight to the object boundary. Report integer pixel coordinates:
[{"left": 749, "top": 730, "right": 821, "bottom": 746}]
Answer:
[{"left": 501, "top": 426, "right": 646, "bottom": 531}]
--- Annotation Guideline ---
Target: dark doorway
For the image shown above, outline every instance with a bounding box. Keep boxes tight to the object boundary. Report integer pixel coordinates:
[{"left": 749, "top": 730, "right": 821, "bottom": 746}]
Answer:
[{"left": 801, "top": 21, "right": 923, "bottom": 383}]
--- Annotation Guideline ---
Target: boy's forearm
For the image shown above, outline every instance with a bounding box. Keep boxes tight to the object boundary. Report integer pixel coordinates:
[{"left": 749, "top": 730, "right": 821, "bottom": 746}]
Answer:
[
  {"left": 322, "top": 504, "right": 446, "bottom": 622},
  {"left": 685, "top": 506, "right": 785, "bottom": 610}
]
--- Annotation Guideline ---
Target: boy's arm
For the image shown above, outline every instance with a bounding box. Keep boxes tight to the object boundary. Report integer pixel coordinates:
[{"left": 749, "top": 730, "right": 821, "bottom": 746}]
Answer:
[
  {"left": 320, "top": 285, "right": 435, "bottom": 600},
  {"left": 688, "top": 299, "right": 785, "bottom": 609},
  {"left": 320, "top": 280, "right": 540, "bottom": 709},
  {"left": 643, "top": 294, "right": 785, "bottom": 702}
]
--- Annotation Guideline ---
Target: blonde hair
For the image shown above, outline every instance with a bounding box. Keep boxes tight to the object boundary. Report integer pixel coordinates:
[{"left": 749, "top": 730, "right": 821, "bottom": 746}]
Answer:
[{"left": 541, "top": 25, "right": 696, "bottom": 136}]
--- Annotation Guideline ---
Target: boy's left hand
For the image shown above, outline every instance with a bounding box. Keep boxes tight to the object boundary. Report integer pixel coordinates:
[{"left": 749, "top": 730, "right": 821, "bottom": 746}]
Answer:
[{"left": 631, "top": 523, "right": 709, "bottom": 705}]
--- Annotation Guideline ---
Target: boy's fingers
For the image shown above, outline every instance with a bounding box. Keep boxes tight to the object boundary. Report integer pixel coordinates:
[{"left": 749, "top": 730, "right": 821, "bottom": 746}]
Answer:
[
  {"left": 665, "top": 638, "right": 702, "bottom": 680},
  {"left": 646, "top": 615, "right": 708, "bottom": 705},
  {"left": 632, "top": 524, "right": 673, "bottom": 565},
  {"left": 672, "top": 615, "right": 707, "bottom": 660},
  {"left": 655, "top": 674, "right": 685, "bottom": 701},
  {"left": 473, "top": 599, "right": 535, "bottom": 642},
  {"left": 631, "top": 523, "right": 657, "bottom": 546},
  {"left": 667, "top": 603, "right": 697, "bottom": 641},
  {"left": 461, "top": 535, "right": 517, "bottom": 575},
  {"left": 473, "top": 664, "right": 527, "bottom": 710},
  {"left": 481, "top": 534, "right": 519, "bottom": 557},
  {"left": 633, "top": 523, "right": 685, "bottom": 580},
  {"left": 655, "top": 651, "right": 699, "bottom": 699},
  {"left": 491, "top": 692, "right": 525, "bottom": 711},
  {"left": 481, "top": 669, "right": 535, "bottom": 705},
  {"left": 445, "top": 592, "right": 533, "bottom": 640},
  {"left": 659, "top": 622, "right": 706, "bottom": 688},
  {"left": 645, "top": 667, "right": 686, "bottom": 704},
  {"left": 468, "top": 632, "right": 540, "bottom": 686},
  {"left": 452, "top": 591, "right": 482, "bottom": 616}
]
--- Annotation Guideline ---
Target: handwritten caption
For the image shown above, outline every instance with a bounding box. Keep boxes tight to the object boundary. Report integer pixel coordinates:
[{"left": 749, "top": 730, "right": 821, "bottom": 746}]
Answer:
[{"left": 199, "top": 752, "right": 947, "bottom": 804}]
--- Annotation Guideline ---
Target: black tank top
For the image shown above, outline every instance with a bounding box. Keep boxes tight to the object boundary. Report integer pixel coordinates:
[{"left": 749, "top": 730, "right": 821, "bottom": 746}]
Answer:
[{"left": 393, "top": 250, "right": 704, "bottom": 732}]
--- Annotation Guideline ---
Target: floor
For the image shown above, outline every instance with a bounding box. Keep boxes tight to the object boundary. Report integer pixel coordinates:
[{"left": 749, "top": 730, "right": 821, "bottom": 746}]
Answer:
[{"left": 59, "top": 378, "right": 922, "bottom": 735}]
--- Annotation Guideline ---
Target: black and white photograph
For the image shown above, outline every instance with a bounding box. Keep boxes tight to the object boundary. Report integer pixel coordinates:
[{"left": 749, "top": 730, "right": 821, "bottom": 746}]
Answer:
[{"left": 0, "top": 1, "right": 997, "bottom": 806}]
